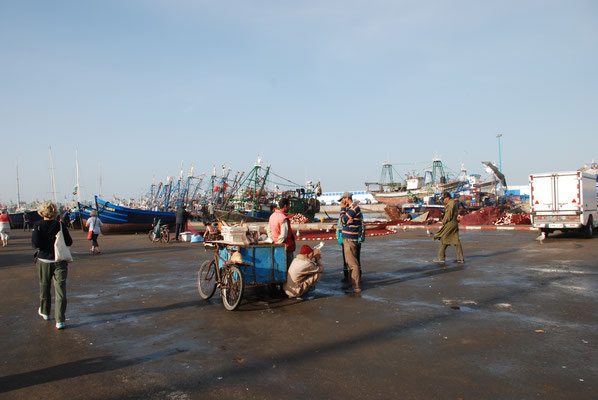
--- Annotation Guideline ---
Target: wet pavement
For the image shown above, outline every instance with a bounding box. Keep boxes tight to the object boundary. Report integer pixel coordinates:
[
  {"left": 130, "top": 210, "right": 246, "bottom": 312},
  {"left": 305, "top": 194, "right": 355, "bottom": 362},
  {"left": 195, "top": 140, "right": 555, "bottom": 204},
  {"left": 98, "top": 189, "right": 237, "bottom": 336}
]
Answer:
[{"left": 1, "top": 229, "right": 597, "bottom": 399}]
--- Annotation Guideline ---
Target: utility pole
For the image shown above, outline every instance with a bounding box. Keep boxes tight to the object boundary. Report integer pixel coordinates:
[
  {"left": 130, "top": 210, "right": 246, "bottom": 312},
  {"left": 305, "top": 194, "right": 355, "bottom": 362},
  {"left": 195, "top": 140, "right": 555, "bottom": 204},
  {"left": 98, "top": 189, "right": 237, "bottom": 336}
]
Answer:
[{"left": 496, "top": 133, "right": 503, "bottom": 172}]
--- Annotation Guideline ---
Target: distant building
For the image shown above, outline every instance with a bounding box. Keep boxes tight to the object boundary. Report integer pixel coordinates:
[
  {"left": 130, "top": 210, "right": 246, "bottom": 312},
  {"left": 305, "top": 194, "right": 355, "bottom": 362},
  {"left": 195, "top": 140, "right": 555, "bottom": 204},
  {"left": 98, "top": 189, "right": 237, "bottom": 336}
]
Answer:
[
  {"left": 318, "top": 191, "right": 378, "bottom": 206},
  {"left": 505, "top": 185, "right": 531, "bottom": 201}
]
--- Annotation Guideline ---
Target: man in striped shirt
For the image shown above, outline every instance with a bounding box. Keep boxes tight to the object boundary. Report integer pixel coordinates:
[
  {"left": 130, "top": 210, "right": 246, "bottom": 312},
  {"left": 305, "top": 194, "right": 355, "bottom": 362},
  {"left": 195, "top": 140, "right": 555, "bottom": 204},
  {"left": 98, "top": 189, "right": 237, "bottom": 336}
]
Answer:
[{"left": 339, "top": 192, "right": 363, "bottom": 293}]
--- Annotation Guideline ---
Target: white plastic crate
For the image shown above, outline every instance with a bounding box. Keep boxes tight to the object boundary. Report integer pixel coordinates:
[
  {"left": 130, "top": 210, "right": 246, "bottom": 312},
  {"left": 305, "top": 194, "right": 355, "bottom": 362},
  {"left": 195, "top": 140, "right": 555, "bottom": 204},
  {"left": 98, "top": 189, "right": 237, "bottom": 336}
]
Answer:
[
  {"left": 221, "top": 226, "right": 248, "bottom": 243},
  {"left": 180, "top": 232, "right": 192, "bottom": 242}
]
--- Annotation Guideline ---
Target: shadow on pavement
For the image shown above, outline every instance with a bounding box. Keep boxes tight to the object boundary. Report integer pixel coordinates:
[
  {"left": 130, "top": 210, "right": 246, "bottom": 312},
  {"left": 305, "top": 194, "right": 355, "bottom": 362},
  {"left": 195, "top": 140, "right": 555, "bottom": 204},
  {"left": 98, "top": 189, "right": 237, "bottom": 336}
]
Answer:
[
  {"left": 137, "top": 274, "right": 570, "bottom": 396},
  {"left": 366, "top": 264, "right": 465, "bottom": 289},
  {"left": 0, "top": 348, "right": 186, "bottom": 393},
  {"left": 68, "top": 300, "right": 204, "bottom": 329}
]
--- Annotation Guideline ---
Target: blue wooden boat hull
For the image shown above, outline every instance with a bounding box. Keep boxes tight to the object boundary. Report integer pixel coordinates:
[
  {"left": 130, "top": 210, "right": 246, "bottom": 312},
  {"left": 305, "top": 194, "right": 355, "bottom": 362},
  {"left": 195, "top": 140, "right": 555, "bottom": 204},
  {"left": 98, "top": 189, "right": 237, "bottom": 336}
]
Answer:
[
  {"left": 8, "top": 211, "right": 42, "bottom": 229},
  {"left": 77, "top": 197, "right": 175, "bottom": 233}
]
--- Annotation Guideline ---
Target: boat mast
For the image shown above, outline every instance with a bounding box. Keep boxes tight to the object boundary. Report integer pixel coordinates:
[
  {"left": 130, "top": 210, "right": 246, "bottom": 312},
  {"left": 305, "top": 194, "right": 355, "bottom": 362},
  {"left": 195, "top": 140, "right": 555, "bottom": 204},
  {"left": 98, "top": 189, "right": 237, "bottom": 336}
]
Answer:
[
  {"left": 149, "top": 176, "right": 156, "bottom": 207},
  {"left": 75, "top": 150, "right": 82, "bottom": 203},
  {"left": 98, "top": 161, "right": 103, "bottom": 198},
  {"left": 48, "top": 147, "right": 57, "bottom": 204},
  {"left": 16, "top": 159, "right": 21, "bottom": 206}
]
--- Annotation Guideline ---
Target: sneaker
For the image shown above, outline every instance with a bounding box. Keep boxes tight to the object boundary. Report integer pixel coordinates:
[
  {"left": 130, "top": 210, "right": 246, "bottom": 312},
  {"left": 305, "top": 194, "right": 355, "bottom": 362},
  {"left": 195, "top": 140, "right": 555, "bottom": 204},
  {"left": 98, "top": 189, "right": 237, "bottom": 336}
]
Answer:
[
  {"left": 38, "top": 308, "right": 50, "bottom": 321},
  {"left": 433, "top": 259, "right": 446, "bottom": 264},
  {"left": 56, "top": 322, "right": 65, "bottom": 330},
  {"left": 456, "top": 260, "right": 465, "bottom": 264}
]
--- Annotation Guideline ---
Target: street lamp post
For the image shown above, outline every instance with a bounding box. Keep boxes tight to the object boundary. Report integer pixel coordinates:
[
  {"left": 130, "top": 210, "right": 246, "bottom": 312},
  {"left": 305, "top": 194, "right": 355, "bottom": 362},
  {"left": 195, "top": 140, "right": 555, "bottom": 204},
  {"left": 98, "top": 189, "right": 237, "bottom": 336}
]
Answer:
[{"left": 496, "top": 133, "right": 503, "bottom": 172}]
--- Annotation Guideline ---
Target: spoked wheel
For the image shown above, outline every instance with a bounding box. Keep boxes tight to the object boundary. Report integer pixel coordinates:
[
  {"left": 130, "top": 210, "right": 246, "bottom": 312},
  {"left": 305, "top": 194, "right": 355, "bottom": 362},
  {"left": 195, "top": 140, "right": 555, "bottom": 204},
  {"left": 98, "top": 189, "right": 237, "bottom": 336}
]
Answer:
[
  {"left": 221, "top": 266, "right": 244, "bottom": 311},
  {"left": 198, "top": 259, "right": 218, "bottom": 300},
  {"left": 161, "top": 229, "right": 170, "bottom": 243},
  {"left": 148, "top": 231, "right": 158, "bottom": 242}
]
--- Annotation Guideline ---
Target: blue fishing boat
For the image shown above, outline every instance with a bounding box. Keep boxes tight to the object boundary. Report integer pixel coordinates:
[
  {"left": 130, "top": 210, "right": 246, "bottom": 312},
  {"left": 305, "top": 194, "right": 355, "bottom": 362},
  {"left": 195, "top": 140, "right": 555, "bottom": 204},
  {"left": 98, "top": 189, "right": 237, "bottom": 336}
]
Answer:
[
  {"left": 78, "top": 196, "right": 175, "bottom": 233},
  {"left": 8, "top": 211, "right": 42, "bottom": 229}
]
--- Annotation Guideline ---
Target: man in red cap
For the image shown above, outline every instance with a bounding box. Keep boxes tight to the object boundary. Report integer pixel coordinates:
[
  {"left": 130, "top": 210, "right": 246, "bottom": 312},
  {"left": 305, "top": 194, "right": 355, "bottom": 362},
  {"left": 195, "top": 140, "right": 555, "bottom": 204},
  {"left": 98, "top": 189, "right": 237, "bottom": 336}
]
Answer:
[{"left": 283, "top": 244, "right": 324, "bottom": 298}]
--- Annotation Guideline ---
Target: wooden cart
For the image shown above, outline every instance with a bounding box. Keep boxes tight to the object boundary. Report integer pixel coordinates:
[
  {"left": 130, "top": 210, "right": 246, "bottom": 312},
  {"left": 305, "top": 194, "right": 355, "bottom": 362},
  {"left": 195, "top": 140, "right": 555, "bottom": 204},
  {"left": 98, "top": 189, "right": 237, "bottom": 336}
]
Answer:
[{"left": 198, "top": 241, "right": 287, "bottom": 310}]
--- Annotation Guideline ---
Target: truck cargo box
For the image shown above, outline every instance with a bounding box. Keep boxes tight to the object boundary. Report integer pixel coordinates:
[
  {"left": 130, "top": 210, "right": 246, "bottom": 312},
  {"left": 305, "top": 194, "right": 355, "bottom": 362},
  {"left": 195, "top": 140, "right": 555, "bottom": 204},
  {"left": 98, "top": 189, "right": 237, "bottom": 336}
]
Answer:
[{"left": 529, "top": 171, "right": 597, "bottom": 237}]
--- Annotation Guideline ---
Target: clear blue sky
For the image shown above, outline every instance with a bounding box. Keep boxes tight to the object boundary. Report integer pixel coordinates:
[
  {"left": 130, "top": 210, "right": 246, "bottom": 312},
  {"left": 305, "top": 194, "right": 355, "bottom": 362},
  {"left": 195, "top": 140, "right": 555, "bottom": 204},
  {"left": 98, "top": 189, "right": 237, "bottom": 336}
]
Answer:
[{"left": 1, "top": 0, "right": 596, "bottom": 204}]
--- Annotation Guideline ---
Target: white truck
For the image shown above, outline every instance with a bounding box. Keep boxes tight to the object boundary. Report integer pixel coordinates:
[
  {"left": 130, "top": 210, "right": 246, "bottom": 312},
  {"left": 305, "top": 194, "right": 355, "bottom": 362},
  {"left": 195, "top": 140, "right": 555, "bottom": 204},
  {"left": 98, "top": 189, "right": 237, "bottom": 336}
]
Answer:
[{"left": 529, "top": 171, "right": 597, "bottom": 238}]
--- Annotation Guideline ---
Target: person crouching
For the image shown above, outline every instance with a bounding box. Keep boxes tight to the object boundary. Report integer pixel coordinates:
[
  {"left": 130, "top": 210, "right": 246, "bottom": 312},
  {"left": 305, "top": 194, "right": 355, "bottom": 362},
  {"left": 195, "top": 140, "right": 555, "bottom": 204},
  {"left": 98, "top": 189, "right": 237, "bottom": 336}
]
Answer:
[{"left": 283, "top": 245, "right": 324, "bottom": 298}]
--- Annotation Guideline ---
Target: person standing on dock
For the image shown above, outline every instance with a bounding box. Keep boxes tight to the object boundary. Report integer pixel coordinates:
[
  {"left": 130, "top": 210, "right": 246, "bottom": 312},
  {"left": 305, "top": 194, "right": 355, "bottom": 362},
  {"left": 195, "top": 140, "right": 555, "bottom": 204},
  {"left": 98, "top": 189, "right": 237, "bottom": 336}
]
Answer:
[
  {"left": 86, "top": 210, "right": 103, "bottom": 254},
  {"left": 23, "top": 212, "right": 31, "bottom": 231},
  {"left": 339, "top": 192, "right": 363, "bottom": 293},
  {"left": 337, "top": 212, "right": 364, "bottom": 286},
  {"left": 433, "top": 192, "right": 464, "bottom": 264},
  {"left": 32, "top": 201, "right": 73, "bottom": 329},
  {"left": 0, "top": 210, "right": 12, "bottom": 246},
  {"left": 175, "top": 205, "right": 189, "bottom": 241},
  {"left": 268, "top": 197, "right": 296, "bottom": 269},
  {"left": 61, "top": 210, "right": 72, "bottom": 229}
]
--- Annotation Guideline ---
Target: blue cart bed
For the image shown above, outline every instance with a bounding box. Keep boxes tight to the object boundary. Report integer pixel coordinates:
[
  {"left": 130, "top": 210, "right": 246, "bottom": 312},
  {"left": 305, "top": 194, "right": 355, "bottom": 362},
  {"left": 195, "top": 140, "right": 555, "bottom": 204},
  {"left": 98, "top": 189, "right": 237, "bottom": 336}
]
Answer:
[{"left": 217, "top": 243, "right": 287, "bottom": 285}]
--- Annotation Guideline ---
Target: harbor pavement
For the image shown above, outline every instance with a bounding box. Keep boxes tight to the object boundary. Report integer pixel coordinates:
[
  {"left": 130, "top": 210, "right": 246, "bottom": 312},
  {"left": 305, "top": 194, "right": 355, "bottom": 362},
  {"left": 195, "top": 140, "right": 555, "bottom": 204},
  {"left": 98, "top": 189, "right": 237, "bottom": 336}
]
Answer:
[{"left": 0, "top": 229, "right": 596, "bottom": 399}]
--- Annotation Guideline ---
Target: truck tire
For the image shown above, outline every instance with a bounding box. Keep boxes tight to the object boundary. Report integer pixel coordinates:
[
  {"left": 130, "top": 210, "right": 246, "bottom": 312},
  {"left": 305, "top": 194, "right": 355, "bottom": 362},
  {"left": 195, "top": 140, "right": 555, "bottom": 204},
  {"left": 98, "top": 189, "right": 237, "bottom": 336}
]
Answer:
[{"left": 583, "top": 216, "right": 593, "bottom": 239}]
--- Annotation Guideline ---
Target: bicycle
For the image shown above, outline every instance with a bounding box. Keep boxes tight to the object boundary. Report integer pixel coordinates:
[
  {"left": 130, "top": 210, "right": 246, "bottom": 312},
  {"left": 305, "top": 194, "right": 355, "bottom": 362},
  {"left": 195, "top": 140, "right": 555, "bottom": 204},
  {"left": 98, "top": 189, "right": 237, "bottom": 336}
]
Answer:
[
  {"left": 198, "top": 241, "right": 286, "bottom": 311},
  {"left": 148, "top": 221, "right": 170, "bottom": 243}
]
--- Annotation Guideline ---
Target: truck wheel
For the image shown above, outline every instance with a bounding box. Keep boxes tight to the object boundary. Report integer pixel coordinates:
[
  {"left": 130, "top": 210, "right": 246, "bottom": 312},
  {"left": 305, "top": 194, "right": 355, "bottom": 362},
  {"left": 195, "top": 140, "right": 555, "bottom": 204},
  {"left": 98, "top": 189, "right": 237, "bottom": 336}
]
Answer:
[{"left": 583, "top": 216, "right": 593, "bottom": 239}]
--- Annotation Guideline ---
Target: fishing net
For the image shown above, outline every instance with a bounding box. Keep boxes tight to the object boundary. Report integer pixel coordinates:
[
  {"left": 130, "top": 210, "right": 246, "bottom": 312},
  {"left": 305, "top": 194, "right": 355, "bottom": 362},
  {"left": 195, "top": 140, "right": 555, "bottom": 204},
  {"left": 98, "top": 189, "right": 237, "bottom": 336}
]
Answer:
[{"left": 459, "top": 207, "right": 504, "bottom": 226}]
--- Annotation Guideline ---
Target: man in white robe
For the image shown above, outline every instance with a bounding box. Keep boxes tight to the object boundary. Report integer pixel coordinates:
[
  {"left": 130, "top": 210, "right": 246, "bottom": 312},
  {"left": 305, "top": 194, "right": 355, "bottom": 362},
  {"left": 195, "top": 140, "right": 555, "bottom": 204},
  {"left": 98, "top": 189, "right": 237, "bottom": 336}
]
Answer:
[{"left": 283, "top": 245, "right": 324, "bottom": 298}]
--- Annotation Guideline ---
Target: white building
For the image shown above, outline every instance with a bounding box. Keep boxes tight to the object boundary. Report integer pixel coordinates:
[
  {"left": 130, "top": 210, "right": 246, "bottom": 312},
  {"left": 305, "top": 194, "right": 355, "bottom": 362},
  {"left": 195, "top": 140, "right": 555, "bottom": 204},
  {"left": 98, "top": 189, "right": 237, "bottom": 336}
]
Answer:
[{"left": 318, "top": 191, "right": 377, "bottom": 206}]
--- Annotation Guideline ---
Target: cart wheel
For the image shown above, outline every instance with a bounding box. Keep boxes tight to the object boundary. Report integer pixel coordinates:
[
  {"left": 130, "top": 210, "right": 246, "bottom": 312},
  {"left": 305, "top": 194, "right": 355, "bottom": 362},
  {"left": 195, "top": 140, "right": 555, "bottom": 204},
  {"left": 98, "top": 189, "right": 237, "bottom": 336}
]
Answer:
[
  {"left": 221, "top": 266, "right": 244, "bottom": 311},
  {"left": 198, "top": 259, "right": 217, "bottom": 299},
  {"left": 161, "top": 229, "right": 170, "bottom": 243}
]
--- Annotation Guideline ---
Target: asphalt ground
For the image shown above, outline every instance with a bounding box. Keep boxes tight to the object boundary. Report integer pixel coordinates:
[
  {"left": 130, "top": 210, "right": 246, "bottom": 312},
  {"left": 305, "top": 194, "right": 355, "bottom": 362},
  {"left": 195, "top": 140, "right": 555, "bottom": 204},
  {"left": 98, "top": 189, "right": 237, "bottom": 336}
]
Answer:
[{"left": 0, "top": 228, "right": 596, "bottom": 400}]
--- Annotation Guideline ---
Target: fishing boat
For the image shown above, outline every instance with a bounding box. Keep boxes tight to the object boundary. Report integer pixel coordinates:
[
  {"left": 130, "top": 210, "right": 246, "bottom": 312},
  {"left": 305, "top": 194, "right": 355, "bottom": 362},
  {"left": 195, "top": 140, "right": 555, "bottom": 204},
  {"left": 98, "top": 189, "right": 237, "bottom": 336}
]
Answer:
[
  {"left": 78, "top": 196, "right": 175, "bottom": 233},
  {"left": 213, "top": 158, "right": 321, "bottom": 223},
  {"left": 7, "top": 160, "right": 42, "bottom": 228},
  {"left": 366, "top": 159, "right": 495, "bottom": 206},
  {"left": 8, "top": 210, "right": 42, "bottom": 229}
]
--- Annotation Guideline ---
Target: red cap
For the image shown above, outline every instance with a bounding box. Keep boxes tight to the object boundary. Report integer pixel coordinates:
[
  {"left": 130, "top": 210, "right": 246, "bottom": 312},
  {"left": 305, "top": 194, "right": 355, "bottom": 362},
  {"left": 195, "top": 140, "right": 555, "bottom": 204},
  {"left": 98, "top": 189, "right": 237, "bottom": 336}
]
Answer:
[{"left": 299, "top": 245, "right": 312, "bottom": 255}]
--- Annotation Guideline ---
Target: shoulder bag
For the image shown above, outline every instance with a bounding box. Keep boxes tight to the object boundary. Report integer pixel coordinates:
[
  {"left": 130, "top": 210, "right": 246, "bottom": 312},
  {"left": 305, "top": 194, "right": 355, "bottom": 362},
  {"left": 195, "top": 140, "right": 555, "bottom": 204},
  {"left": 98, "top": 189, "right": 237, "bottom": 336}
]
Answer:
[
  {"left": 55, "top": 223, "right": 73, "bottom": 262},
  {"left": 87, "top": 217, "right": 95, "bottom": 240}
]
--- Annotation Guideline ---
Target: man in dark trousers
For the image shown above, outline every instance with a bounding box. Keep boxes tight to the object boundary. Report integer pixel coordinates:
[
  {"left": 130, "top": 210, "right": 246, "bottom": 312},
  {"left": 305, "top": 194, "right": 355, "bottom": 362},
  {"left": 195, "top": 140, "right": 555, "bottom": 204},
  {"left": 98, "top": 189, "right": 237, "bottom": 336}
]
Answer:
[
  {"left": 175, "top": 205, "right": 188, "bottom": 241},
  {"left": 339, "top": 192, "right": 363, "bottom": 293},
  {"left": 433, "top": 192, "right": 464, "bottom": 264},
  {"left": 23, "top": 212, "right": 31, "bottom": 231}
]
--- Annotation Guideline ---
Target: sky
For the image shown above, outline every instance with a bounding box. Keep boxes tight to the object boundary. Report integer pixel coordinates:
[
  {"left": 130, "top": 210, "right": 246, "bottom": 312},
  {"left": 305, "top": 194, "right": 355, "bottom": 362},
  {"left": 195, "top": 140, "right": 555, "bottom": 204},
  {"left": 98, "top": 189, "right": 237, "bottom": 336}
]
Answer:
[{"left": 1, "top": 0, "right": 597, "bottom": 205}]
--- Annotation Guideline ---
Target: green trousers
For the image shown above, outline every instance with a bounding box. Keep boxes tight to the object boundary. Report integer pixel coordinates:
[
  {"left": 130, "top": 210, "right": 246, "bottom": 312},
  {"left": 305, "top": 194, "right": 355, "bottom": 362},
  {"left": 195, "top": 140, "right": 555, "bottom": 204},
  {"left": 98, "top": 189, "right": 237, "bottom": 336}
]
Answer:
[
  {"left": 437, "top": 243, "right": 464, "bottom": 262},
  {"left": 37, "top": 260, "right": 68, "bottom": 323}
]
